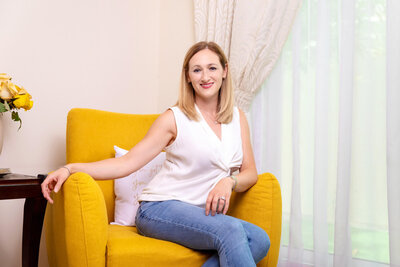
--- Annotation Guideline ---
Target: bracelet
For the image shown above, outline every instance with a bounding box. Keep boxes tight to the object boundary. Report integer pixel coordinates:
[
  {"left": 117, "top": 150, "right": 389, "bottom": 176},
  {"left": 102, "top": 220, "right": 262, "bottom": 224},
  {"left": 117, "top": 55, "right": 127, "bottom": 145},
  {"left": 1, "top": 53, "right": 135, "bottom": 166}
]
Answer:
[
  {"left": 230, "top": 175, "right": 238, "bottom": 191},
  {"left": 62, "top": 166, "right": 71, "bottom": 176}
]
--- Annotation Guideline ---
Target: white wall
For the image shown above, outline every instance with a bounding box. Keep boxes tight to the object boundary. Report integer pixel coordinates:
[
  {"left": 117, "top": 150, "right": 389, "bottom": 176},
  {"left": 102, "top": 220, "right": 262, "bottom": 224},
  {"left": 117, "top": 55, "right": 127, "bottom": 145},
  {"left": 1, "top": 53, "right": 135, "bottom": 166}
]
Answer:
[{"left": 0, "top": 1, "right": 194, "bottom": 266}]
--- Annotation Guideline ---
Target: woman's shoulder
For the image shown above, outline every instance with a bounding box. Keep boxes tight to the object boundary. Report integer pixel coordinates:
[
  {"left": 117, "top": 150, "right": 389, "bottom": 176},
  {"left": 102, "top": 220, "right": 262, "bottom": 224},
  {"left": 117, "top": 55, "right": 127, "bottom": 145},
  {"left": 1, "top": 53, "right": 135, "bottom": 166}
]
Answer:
[
  {"left": 168, "top": 105, "right": 194, "bottom": 123},
  {"left": 235, "top": 107, "right": 250, "bottom": 131},
  {"left": 234, "top": 106, "right": 240, "bottom": 114},
  {"left": 232, "top": 106, "right": 243, "bottom": 121},
  {"left": 157, "top": 108, "right": 175, "bottom": 124},
  {"left": 229, "top": 106, "right": 248, "bottom": 130},
  {"left": 167, "top": 106, "right": 183, "bottom": 116},
  {"left": 150, "top": 109, "right": 176, "bottom": 134}
]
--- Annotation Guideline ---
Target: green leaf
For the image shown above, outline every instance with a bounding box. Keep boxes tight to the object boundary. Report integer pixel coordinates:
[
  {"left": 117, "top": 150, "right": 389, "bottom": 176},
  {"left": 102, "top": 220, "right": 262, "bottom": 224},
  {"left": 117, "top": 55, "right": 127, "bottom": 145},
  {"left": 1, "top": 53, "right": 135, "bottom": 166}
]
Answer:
[
  {"left": 0, "top": 102, "right": 6, "bottom": 113},
  {"left": 4, "top": 100, "right": 10, "bottom": 111},
  {"left": 11, "top": 111, "right": 22, "bottom": 130}
]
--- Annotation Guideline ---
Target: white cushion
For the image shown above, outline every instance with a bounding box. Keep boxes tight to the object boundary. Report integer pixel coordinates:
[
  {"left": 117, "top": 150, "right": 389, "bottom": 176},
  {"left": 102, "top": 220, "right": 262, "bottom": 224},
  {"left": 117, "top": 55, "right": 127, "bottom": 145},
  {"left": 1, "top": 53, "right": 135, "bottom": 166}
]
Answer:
[{"left": 111, "top": 145, "right": 165, "bottom": 226}]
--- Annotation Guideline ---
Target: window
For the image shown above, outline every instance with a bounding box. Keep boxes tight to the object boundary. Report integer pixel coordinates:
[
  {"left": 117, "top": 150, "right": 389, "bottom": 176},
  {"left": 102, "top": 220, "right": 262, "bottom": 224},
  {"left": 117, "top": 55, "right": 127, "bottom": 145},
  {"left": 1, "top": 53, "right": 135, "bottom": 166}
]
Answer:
[{"left": 250, "top": 0, "right": 389, "bottom": 265}]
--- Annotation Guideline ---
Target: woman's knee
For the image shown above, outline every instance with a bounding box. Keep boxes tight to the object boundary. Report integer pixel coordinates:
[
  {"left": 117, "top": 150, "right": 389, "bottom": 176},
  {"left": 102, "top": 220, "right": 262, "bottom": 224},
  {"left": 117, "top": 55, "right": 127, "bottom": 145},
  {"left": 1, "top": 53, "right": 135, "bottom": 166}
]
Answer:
[
  {"left": 251, "top": 227, "right": 270, "bottom": 261},
  {"left": 216, "top": 218, "right": 247, "bottom": 244}
]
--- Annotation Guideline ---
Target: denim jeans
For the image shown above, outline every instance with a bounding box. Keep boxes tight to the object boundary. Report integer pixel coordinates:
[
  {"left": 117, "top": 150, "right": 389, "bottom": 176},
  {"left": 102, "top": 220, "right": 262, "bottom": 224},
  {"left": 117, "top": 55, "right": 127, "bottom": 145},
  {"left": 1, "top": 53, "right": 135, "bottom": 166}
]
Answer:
[{"left": 135, "top": 200, "right": 270, "bottom": 267}]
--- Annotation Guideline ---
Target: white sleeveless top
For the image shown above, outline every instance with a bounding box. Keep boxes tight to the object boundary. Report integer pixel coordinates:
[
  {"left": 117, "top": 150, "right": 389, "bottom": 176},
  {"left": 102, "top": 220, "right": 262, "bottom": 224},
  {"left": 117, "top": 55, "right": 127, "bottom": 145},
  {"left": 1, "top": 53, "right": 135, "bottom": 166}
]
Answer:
[{"left": 139, "top": 105, "right": 243, "bottom": 208}]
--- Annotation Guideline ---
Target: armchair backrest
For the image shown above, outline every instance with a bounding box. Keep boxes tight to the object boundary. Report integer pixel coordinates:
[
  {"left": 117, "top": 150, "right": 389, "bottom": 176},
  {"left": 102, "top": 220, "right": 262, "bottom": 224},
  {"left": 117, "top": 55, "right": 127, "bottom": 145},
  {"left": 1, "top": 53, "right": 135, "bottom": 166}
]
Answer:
[{"left": 66, "top": 108, "right": 159, "bottom": 222}]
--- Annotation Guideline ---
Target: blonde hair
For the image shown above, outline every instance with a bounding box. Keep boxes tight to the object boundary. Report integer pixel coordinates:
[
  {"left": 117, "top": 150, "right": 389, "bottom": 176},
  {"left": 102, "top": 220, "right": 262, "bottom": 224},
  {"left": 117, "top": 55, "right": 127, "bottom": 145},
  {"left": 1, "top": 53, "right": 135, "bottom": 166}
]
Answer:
[{"left": 177, "top": 41, "right": 234, "bottom": 124}]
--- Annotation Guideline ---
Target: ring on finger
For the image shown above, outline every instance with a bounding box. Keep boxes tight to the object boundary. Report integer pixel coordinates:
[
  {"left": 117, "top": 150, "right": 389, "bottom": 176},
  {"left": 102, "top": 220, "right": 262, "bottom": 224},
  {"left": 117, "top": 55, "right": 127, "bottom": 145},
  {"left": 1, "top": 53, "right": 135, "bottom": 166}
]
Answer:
[{"left": 217, "top": 197, "right": 226, "bottom": 212}]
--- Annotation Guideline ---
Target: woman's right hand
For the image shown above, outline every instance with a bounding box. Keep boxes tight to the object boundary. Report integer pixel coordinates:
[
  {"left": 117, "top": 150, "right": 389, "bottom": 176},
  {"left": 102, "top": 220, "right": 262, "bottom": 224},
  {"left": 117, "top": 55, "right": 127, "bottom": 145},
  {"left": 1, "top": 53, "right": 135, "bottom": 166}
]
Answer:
[{"left": 41, "top": 167, "right": 71, "bottom": 204}]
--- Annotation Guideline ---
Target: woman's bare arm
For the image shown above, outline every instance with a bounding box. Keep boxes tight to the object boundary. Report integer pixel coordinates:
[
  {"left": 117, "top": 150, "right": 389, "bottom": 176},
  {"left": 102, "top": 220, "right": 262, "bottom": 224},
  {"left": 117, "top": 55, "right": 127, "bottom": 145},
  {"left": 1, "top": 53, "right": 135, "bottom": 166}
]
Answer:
[
  {"left": 233, "top": 108, "right": 258, "bottom": 192},
  {"left": 205, "top": 109, "right": 258, "bottom": 215},
  {"left": 42, "top": 109, "right": 176, "bottom": 203}
]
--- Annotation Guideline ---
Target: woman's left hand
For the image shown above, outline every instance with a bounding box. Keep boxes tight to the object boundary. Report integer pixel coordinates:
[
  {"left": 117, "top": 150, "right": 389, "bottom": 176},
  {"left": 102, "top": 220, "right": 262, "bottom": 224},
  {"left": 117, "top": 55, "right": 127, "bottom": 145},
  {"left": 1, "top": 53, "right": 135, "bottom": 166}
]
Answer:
[{"left": 205, "top": 177, "right": 234, "bottom": 216}]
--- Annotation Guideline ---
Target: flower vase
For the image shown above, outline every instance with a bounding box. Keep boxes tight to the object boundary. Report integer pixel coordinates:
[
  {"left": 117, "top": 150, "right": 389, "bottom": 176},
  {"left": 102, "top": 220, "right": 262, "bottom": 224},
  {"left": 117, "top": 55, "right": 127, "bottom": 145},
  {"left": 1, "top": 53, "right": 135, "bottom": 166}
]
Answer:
[{"left": 0, "top": 114, "right": 3, "bottom": 154}]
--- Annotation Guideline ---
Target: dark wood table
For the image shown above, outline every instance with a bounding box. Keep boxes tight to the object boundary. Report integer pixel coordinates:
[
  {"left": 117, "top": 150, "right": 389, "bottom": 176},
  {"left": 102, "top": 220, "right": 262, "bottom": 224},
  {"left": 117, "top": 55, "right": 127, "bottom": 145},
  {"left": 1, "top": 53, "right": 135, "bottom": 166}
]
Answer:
[{"left": 0, "top": 173, "right": 47, "bottom": 267}]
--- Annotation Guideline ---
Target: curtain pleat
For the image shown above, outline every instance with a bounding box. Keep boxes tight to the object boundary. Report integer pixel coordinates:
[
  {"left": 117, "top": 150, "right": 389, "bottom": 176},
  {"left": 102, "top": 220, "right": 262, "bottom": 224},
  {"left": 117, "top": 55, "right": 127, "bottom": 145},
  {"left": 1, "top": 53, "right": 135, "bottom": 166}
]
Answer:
[
  {"left": 313, "top": 0, "right": 330, "bottom": 265},
  {"left": 386, "top": 1, "right": 400, "bottom": 266},
  {"left": 287, "top": 13, "right": 304, "bottom": 266},
  {"left": 263, "top": 60, "right": 283, "bottom": 179},
  {"left": 249, "top": 56, "right": 283, "bottom": 183},
  {"left": 333, "top": 0, "right": 355, "bottom": 266}
]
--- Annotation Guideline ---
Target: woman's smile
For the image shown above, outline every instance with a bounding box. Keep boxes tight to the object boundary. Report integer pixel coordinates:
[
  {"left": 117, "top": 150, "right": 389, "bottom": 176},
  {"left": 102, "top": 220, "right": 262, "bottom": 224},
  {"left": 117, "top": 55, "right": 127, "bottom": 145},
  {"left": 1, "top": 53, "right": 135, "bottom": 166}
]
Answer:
[{"left": 201, "top": 82, "right": 214, "bottom": 89}]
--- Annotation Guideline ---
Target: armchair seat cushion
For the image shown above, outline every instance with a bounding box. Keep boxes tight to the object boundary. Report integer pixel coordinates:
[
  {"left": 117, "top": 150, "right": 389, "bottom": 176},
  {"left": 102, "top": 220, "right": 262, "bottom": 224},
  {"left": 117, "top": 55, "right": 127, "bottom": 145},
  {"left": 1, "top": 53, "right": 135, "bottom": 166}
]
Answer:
[{"left": 107, "top": 225, "right": 209, "bottom": 267}]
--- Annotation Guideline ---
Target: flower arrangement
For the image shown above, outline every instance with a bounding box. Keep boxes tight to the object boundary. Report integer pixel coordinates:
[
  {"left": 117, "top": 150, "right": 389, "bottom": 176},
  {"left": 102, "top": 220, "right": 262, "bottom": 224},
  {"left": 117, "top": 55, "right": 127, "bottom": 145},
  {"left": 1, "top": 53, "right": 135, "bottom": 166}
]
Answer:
[{"left": 0, "top": 73, "right": 33, "bottom": 129}]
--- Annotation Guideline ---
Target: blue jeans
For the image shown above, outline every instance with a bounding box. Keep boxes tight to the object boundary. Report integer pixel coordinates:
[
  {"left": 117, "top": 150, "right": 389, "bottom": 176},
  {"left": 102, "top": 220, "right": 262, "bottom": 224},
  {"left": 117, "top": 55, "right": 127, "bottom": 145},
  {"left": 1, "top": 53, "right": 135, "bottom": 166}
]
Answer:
[{"left": 135, "top": 200, "right": 270, "bottom": 267}]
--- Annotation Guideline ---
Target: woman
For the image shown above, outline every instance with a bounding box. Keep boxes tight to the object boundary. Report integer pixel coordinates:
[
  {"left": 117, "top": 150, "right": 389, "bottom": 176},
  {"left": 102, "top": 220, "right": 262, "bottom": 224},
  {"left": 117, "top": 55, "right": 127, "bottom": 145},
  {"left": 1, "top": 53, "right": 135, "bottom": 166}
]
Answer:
[{"left": 42, "top": 41, "right": 270, "bottom": 266}]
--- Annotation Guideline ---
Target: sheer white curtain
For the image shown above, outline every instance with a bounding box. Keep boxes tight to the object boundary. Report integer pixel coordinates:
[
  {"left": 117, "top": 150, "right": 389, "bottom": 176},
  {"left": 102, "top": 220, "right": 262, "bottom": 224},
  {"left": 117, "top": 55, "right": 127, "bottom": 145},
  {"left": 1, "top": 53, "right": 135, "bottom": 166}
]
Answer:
[
  {"left": 386, "top": 1, "right": 400, "bottom": 266},
  {"left": 250, "top": 0, "right": 398, "bottom": 266}
]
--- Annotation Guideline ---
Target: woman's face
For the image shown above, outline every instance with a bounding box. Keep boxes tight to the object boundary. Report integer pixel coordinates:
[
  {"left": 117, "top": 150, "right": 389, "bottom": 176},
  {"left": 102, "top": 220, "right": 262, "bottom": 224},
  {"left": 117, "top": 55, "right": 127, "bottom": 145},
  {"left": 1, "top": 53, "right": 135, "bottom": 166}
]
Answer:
[{"left": 187, "top": 49, "right": 227, "bottom": 103}]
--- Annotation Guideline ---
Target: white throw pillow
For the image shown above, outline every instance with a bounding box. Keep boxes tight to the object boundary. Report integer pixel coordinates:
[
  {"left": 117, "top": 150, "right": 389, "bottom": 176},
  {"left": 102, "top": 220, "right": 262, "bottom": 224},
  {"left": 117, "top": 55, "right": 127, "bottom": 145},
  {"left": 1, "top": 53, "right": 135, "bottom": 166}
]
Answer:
[{"left": 111, "top": 145, "right": 165, "bottom": 226}]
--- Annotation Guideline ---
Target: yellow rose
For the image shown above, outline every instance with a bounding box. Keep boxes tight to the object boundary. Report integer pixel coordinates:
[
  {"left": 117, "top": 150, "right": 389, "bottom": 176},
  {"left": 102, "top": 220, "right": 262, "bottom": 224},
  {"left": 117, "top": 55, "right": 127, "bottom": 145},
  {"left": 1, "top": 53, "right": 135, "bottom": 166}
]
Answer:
[
  {"left": 0, "top": 81, "right": 13, "bottom": 100},
  {"left": 18, "top": 86, "right": 28, "bottom": 95},
  {"left": 0, "top": 73, "right": 11, "bottom": 81},
  {"left": 6, "top": 81, "right": 20, "bottom": 96},
  {"left": 13, "top": 94, "right": 33, "bottom": 110}
]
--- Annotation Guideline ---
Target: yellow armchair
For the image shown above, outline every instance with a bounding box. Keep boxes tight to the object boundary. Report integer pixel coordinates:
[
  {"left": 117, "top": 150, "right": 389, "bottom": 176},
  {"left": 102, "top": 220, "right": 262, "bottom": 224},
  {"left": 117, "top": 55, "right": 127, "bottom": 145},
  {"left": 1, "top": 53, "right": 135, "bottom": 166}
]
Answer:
[{"left": 44, "top": 108, "right": 282, "bottom": 267}]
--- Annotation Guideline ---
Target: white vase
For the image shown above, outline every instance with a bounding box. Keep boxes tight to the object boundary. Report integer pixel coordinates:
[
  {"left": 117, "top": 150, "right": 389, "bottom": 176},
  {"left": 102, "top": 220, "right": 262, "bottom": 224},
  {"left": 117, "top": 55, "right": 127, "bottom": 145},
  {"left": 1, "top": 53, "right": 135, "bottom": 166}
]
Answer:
[{"left": 0, "top": 114, "right": 3, "bottom": 154}]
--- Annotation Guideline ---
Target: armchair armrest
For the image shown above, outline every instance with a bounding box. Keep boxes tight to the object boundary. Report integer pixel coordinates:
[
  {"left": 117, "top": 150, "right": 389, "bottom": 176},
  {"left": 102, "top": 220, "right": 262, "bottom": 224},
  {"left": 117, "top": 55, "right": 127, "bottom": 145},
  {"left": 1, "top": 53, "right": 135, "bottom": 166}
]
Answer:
[
  {"left": 45, "top": 172, "right": 108, "bottom": 267},
  {"left": 228, "top": 173, "right": 282, "bottom": 267}
]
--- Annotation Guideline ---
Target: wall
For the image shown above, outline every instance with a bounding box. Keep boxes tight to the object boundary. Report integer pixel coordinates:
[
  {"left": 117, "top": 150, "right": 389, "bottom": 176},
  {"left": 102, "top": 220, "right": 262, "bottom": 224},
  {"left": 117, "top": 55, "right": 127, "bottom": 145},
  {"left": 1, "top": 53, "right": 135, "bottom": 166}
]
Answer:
[{"left": 0, "top": 0, "right": 194, "bottom": 266}]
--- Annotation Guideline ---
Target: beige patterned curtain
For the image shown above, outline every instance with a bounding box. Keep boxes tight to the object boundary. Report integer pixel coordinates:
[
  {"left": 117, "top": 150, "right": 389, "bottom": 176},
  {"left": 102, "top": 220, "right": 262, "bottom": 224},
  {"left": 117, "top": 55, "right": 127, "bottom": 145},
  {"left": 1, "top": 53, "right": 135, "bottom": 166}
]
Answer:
[{"left": 194, "top": 0, "right": 302, "bottom": 111}]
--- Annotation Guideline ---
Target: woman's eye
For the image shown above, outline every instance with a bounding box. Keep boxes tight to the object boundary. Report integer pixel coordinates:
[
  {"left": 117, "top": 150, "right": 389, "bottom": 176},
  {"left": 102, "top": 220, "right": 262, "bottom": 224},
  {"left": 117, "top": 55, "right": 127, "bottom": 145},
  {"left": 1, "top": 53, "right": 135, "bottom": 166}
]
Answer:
[
  {"left": 193, "top": 69, "right": 201, "bottom": 73},
  {"left": 210, "top": 67, "right": 217, "bottom": 71}
]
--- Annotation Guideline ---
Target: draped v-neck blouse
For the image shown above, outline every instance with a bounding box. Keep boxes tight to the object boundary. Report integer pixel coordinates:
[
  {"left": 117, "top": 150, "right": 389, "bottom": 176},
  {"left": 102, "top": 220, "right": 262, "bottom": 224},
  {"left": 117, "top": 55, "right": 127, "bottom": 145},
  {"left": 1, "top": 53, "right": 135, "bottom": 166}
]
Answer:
[{"left": 139, "top": 105, "right": 243, "bottom": 208}]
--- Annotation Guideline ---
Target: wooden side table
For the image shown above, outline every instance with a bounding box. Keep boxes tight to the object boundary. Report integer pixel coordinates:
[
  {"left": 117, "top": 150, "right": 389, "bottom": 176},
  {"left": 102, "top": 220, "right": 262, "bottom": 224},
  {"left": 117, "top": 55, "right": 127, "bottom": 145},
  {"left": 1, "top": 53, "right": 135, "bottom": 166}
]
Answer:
[{"left": 0, "top": 173, "right": 47, "bottom": 267}]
